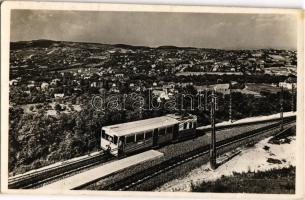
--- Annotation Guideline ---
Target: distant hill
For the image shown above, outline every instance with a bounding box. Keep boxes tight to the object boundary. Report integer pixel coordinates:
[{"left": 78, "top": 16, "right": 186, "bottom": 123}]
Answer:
[
  {"left": 113, "top": 44, "right": 150, "bottom": 50},
  {"left": 9, "top": 40, "right": 296, "bottom": 79},
  {"left": 10, "top": 40, "right": 56, "bottom": 50},
  {"left": 156, "top": 45, "right": 197, "bottom": 50}
]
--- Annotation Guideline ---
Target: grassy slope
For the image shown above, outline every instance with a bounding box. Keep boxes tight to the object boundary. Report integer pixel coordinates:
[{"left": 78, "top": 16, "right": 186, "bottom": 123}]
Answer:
[{"left": 191, "top": 166, "right": 295, "bottom": 194}]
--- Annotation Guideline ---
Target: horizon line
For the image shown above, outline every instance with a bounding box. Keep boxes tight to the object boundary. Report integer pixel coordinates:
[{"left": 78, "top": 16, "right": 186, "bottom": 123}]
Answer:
[{"left": 10, "top": 39, "right": 297, "bottom": 51}]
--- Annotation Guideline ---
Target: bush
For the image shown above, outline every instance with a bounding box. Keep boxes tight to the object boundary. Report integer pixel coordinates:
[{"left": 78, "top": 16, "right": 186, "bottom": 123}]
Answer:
[
  {"left": 267, "top": 158, "right": 282, "bottom": 164},
  {"left": 263, "top": 145, "right": 270, "bottom": 151},
  {"left": 54, "top": 103, "right": 62, "bottom": 111},
  {"left": 36, "top": 104, "right": 43, "bottom": 110}
]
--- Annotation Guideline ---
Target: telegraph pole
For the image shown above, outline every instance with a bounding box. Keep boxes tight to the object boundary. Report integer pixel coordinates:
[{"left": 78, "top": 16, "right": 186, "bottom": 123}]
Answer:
[
  {"left": 280, "top": 86, "right": 284, "bottom": 130},
  {"left": 139, "top": 102, "right": 143, "bottom": 119},
  {"left": 205, "top": 80, "right": 208, "bottom": 111},
  {"left": 291, "top": 83, "right": 295, "bottom": 112},
  {"left": 229, "top": 88, "right": 232, "bottom": 123},
  {"left": 209, "top": 90, "right": 217, "bottom": 170}
]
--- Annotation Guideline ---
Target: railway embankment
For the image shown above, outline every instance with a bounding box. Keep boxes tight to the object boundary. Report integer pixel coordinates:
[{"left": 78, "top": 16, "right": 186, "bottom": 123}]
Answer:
[
  {"left": 155, "top": 126, "right": 296, "bottom": 192},
  {"left": 84, "top": 121, "right": 294, "bottom": 191}
]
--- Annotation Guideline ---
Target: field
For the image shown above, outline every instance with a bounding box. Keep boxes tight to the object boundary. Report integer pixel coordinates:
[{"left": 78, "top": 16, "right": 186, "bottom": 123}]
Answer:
[
  {"left": 245, "top": 83, "right": 282, "bottom": 94},
  {"left": 194, "top": 83, "right": 281, "bottom": 95},
  {"left": 265, "top": 67, "right": 297, "bottom": 76}
]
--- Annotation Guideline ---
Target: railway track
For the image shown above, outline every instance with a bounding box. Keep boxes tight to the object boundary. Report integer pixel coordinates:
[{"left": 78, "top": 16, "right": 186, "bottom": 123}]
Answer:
[
  {"left": 101, "top": 118, "right": 295, "bottom": 191},
  {"left": 8, "top": 115, "right": 295, "bottom": 189},
  {"left": 8, "top": 152, "right": 113, "bottom": 189},
  {"left": 196, "top": 115, "right": 296, "bottom": 134}
]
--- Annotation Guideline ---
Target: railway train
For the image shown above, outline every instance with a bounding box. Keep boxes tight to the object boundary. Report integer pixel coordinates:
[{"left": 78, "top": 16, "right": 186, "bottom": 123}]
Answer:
[
  {"left": 101, "top": 113, "right": 296, "bottom": 157},
  {"left": 101, "top": 114, "right": 198, "bottom": 157}
]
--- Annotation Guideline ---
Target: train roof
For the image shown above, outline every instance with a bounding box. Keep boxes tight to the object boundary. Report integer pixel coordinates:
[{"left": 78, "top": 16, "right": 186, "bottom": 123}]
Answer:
[{"left": 102, "top": 116, "right": 180, "bottom": 137}]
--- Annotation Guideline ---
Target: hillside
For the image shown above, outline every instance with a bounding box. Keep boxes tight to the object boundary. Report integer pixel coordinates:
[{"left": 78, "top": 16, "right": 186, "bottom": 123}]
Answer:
[{"left": 10, "top": 40, "right": 296, "bottom": 79}]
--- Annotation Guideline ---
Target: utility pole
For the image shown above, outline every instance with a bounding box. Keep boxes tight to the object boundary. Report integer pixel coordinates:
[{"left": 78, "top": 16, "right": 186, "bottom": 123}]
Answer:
[
  {"left": 139, "top": 102, "right": 143, "bottom": 119},
  {"left": 291, "top": 83, "right": 295, "bottom": 112},
  {"left": 280, "top": 86, "right": 284, "bottom": 131},
  {"left": 205, "top": 80, "right": 208, "bottom": 111},
  {"left": 209, "top": 89, "right": 217, "bottom": 170},
  {"left": 229, "top": 88, "right": 232, "bottom": 123}
]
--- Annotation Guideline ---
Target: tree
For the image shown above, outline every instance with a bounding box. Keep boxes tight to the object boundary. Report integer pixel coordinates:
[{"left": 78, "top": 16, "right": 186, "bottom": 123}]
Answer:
[{"left": 54, "top": 103, "right": 62, "bottom": 112}]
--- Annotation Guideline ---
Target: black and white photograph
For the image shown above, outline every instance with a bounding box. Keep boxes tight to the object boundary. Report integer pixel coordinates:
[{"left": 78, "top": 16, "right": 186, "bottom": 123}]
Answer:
[{"left": 1, "top": 2, "right": 304, "bottom": 198}]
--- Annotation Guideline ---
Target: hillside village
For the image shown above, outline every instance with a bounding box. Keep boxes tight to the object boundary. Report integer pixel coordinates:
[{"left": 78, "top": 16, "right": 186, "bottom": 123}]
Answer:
[{"left": 9, "top": 40, "right": 296, "bottom": 106}]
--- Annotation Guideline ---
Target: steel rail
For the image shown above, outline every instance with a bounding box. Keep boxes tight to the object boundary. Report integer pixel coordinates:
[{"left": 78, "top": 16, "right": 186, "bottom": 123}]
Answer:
[{"left": 8, "top": 152, "right": 113, "bottom": 189}]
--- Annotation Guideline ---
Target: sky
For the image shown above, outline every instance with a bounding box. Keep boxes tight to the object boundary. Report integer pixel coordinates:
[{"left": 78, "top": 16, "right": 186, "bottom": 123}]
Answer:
[{"left": 10, "top": 10, "right": 298, "bottom": 50}]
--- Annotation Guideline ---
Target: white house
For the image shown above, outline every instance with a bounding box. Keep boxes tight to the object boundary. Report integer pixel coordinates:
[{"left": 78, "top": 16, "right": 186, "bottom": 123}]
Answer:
[
  {"left": 41, "top": 82, "right": 49, "bottom": 91},
  {"left": 9, "top": 79, "right": 18, "bottom": 86},
  {"left": 54, "top": 93, "right": 65, "bottom": 98},
  {"left": 279, "top": 82, "right": 296, "bottom": 90},
  {"left": 279, "top": 77, "right": 297, "bottom": 90}
]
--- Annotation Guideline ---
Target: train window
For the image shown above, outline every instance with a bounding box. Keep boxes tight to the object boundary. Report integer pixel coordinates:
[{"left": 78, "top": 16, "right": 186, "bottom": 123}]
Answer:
[
  {"left": 107, "top": 135, "right": 113, "bottom": 143},
  {"left": 113, "top": 136, "right": 118, "bottom": 145},
  {"left": 136, "top": 133, "right": 144, "bottom": 142},
  {"left": 159, "top": 128, "right": 166, "bottom": 135},
  {"left": 166, "top": 126, "right": 173, "bottom": 134},
  {"left": 145, "top": 131, "right": 153, "bottom": 139},
  {"left": 184, "top": 123, "right": 187, "bottom": 130},
  {"left": 102, "top": 130, "right": 106, "bottom": 139},
  {"left": 118, "top": 137, "right": 124, "bottom": 147},
  {"left": 126, "top": 135, "right": 135, "bottom": 144}
]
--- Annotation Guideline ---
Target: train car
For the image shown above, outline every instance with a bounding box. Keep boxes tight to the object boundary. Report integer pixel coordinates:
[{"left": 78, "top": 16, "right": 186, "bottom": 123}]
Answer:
[
  {"left": 101, "top": 114, "right": 197, "bottom": 157},
  {"left": 166, "top": 114, "right": 198, "bottom": 141}
]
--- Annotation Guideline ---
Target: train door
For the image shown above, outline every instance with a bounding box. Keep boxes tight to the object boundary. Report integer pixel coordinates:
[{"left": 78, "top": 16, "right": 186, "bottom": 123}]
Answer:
[
  {"left": 153, "top": 128, "right": 159, "bottom": 147},
  {"left": 118, "top": 136, "right": 125, "bottom": 157},
  {"left": 172, "top": 123, "right": 179, "bottom": 141}
]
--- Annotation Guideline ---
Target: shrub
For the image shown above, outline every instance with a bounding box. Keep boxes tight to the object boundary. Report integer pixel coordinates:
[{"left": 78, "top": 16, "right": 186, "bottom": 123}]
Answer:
[{"left": 192, "top": 166, "right": 295, "bottom": 194}]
